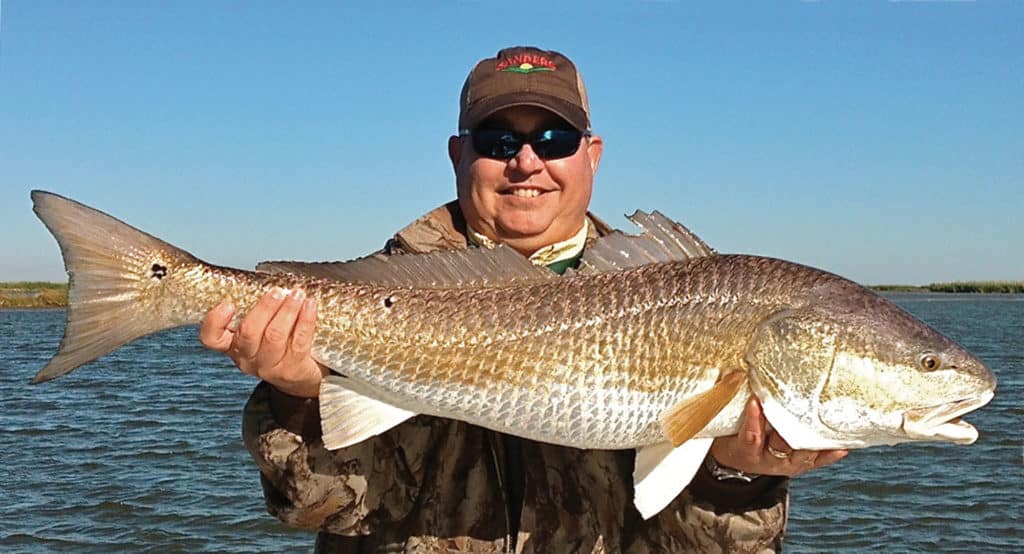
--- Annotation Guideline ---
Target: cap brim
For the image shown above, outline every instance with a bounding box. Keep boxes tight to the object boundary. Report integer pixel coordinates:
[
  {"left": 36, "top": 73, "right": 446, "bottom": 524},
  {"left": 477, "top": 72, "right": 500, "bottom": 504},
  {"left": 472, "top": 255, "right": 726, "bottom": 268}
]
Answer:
[{"left": 462, "top": 92, "right": 589, "bottom": 132}]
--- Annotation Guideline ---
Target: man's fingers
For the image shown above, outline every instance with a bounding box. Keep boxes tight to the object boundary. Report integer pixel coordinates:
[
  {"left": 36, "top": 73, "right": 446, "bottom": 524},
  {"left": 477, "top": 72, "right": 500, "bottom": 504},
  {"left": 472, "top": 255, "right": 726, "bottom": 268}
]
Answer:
[
  {"left": 199, "top": 302, "right": 236, "bottom": 352},
  {"left": 788, "top": 450, "right": 819, "bottom": 468},
  {"left": 766, "top": 430, "right": 794, "bottom": 457},
  {"left": 772, "top": 445, "right": 847, "bottom": 477},
  {"left": 289, "top": 297, "right": 318, "bottom": 357},
  {"left": 258, "top": 297, "right": 324, "bottom": 397},
  {"left": 814, "top": 449, "right": 849, "bottom": 469},
  {"left": 712, "top": 395, "right": 851, "bottom": 477},
  {"left": 740, "top": 397, "right": 766, "bottom": 449},
  {"left": 785, "top": 449, "right": 850, "bottom": 477},
  {"left": 255, "top": 289, "right": 305, "bottom": 369},
  {"left": 233, "top": 288, "right": 287, "bottom": 360}
]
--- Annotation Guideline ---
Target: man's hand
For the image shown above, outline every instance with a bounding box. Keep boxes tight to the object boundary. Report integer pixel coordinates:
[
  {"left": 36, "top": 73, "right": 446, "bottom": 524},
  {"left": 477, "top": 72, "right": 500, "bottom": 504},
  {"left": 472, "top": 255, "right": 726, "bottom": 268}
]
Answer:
[
  {"left": 710, "top": 398, "right": 848, "bottom": 478},
  {"left": 199, "top": 288, "right": 327, "bottom": 398}
]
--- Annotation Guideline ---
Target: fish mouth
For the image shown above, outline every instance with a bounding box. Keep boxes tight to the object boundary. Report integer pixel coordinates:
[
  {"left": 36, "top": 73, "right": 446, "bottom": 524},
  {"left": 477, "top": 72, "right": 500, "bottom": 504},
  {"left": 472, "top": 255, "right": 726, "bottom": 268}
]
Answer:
[{"left": 902, "top": 390, "right": 995, "bottom": 444}]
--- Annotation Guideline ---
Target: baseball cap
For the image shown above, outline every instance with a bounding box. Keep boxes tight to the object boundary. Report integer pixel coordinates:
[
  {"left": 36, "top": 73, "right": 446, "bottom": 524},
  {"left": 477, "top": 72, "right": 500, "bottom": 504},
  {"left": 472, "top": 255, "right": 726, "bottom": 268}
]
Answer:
[{"left": 458, "top": 46, "right": 591, "bottom": 133}]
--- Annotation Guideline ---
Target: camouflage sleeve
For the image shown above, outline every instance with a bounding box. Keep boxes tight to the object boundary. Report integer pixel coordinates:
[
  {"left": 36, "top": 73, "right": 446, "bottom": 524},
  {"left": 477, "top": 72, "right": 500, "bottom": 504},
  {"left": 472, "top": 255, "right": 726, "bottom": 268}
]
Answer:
[
  {"left": 240, "top": 381, "right": 441, "bottom": 535},
  {"left": 639, "top": 469, "right": 789, "bottom": 553}
]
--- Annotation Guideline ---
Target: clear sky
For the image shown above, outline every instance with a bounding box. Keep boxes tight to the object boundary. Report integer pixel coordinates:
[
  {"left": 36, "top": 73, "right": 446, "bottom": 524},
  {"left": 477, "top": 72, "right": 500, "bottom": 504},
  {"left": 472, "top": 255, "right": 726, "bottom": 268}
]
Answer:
[{"left": 1, "top": 1, "right": 1021, "bottom": 285}]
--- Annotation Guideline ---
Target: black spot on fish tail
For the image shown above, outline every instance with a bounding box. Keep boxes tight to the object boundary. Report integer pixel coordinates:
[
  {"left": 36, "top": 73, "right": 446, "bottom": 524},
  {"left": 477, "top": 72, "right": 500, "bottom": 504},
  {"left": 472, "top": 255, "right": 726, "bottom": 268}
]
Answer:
[{"left": 151, "top": 263, "right": 168, "bottom": 280}]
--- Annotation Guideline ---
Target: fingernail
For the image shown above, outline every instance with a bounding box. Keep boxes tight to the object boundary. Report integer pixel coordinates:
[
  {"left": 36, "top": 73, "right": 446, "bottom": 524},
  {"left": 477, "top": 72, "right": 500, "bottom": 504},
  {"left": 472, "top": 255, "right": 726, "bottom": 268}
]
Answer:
[
  {"left": 222, "top": 302, "right": 235, "bottom": 314},
  {"left": 292, "top": 289, "right": 306, "bottom": 302},
  {"left": 270, "top": 287, "right": 284, "bottom": 300}
]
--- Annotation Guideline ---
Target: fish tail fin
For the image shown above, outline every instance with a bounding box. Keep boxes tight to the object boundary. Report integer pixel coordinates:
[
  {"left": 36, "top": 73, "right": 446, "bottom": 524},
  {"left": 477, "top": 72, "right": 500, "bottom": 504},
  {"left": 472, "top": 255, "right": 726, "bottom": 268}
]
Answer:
[{"left": 30, "top": 190, "right": 205, "bottom": 383}]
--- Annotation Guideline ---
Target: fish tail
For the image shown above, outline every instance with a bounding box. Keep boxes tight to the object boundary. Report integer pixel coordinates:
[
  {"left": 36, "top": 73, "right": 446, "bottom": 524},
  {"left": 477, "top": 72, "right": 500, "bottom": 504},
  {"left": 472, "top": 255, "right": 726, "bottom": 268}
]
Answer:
[{"left": 30, "top": 191, "right": 207, "bottom": 383}]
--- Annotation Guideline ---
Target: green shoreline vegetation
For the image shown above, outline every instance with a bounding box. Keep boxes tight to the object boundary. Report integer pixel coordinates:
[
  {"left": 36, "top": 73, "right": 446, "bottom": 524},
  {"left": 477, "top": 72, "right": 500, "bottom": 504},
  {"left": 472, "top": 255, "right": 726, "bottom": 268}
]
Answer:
[
  {"left": 872, "top": 281, "right": 1024, "bottom": 294},
  {"left": 2, "top": 280, "right": 1022, "bottom": 309},
  {"left": 0, "top": 282, "right": 69, "bottom": 308}
]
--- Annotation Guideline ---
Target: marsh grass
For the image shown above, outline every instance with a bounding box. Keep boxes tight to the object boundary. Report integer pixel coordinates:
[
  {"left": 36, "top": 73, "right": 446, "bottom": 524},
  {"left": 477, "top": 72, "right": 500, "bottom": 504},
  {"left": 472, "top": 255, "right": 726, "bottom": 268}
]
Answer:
[
  {"left": 0, "top": 282, "right": 68, "bottom": 308},
  {"left": 925, "top": 281, "right": 1024, "bottom": 293},
  {"left": 872, "top": 281, "right": 1024, "bottom": 293},
  {"left": 2, "top": 281, "right": 68, "bottom": 290},
  {"left": 871, "top": 285, "right": 927, "bottom": 292}
]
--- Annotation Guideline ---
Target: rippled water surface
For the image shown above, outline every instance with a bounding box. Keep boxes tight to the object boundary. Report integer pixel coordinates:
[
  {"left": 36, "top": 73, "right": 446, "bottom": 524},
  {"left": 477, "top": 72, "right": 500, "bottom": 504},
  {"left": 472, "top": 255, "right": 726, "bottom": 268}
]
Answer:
[
  {"left": 0, "top": 310, "right": 310, "bottom": 552},
  {"left": 1, "top": 294, "right": 1021, "bottom": 552}
]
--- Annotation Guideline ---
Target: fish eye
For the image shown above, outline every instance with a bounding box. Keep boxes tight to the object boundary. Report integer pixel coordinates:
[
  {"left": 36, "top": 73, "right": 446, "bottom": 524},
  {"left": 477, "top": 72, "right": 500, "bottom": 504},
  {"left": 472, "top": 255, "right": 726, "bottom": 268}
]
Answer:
[{"left": 919, "top": 353, "right": 941, "bottom": 371}]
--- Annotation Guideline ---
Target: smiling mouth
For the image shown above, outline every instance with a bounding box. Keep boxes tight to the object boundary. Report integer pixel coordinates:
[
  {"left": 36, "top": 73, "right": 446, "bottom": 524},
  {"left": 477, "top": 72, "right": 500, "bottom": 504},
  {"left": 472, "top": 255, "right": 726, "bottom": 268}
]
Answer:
[
  {"left": 902, "top": 390, "right": 995, "bottom": 444},
  {"left": 500, "top": 188, "right": 548, "bottom": 198}
]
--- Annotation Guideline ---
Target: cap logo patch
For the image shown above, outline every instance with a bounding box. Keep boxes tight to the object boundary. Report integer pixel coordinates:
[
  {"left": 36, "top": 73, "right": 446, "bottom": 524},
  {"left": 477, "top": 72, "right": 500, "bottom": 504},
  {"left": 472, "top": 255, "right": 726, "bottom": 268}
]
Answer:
[{"left": 496, "top": 54, "right": 556, "bottom": 73}]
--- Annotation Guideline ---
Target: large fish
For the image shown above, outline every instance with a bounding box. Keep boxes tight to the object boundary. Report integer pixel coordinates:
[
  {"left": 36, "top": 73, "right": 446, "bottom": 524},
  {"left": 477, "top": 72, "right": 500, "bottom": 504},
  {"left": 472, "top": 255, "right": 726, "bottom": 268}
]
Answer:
[{"left": 30, "top": 191, "right": 996, "bottom": 518}]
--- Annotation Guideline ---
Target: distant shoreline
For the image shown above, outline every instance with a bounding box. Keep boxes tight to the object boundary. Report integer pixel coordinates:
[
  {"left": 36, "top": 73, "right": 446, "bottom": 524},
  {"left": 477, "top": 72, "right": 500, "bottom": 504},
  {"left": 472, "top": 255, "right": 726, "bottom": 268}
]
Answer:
[
  {"left": 2, "top": 280, "right": 1022, "bottom": 310},
  {"left": 870, "top": 282, "right": 1024, "bottom": 294},
  {"left": 0, "top": 282, "right": 69, "bottom": 309}
]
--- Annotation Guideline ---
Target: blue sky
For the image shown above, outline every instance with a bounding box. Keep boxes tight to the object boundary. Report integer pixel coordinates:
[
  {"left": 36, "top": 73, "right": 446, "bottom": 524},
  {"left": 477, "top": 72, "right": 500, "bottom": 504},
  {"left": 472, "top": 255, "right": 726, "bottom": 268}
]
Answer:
[{"left": 1, "top": 1, "right": 1021, "bottom": 285}]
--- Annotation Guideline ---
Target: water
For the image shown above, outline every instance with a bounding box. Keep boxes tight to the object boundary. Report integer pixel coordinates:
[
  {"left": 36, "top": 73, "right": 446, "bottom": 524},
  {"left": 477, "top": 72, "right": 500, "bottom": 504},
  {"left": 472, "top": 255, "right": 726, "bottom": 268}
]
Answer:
[
  {"left": 0, "top": 294, "right": 1021, "bottom": 552},
  {"left": 0, "top": 310, "right": 310, "bottom": 552}
]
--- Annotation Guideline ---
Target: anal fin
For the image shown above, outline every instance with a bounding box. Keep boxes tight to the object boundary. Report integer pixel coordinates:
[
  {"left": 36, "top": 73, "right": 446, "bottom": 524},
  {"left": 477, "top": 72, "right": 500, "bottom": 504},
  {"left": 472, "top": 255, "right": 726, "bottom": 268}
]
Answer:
[
  {"left": 633, "top": 438, "right": 714, "bottom": 519},
  {"left": 661, "top": 371, "right": 747, "bottom": 446},
  {"left": 319, "top": 375, "right": 417, "bottom": 450}
]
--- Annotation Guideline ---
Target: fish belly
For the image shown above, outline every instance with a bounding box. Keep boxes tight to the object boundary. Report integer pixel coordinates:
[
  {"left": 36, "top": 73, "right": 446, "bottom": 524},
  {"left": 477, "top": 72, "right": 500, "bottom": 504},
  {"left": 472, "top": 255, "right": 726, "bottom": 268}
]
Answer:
[{"left": 316, "top": 346, "right": 722, "bottom": 450}]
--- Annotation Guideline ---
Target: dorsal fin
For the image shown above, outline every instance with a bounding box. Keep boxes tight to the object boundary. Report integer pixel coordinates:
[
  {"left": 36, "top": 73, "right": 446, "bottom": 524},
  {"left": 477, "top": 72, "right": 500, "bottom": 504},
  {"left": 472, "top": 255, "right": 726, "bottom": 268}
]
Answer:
[
  {"left": 256, "top": 245, "right": 556, "bottom": 288},
  {"left": 259, "top": 210, "right": 711, "bottom": 284},
  {"left": 578, "top": 210, "right": 715, "bottom": 274}
]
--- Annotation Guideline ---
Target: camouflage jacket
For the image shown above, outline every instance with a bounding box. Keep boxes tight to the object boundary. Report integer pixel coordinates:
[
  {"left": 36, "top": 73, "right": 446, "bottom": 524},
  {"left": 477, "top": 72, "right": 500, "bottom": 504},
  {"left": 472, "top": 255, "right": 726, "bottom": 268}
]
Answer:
[{"left": 242, "top": 202, "right": 790, "bottom": 553}]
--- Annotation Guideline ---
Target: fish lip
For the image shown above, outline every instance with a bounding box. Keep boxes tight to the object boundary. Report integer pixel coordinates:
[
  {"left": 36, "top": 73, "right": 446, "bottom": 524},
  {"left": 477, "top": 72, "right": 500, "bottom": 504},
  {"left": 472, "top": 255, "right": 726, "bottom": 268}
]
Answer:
[{"left": 901, "top": 390, "right": 995, "bottom": 444}]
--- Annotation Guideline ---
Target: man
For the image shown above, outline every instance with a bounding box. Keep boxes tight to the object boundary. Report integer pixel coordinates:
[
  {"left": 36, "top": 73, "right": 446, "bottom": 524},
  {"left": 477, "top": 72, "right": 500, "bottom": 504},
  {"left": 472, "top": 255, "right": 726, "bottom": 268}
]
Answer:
[{"left": 200, "top": 46, "right": 846, "bottom": 552}]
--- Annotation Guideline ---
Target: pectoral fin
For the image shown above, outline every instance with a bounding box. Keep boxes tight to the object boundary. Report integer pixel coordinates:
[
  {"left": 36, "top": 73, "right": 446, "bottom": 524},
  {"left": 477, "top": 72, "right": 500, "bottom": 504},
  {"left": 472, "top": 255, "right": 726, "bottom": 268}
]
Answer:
[
  {"left": 319, "top": 375, "right": 417, "bottom": 450},
  {"left": 660, "top": 371, "right": 747, "bottom": 446},
  {"left": 633, "top": 438, "right": 714, "bottom": 519}
]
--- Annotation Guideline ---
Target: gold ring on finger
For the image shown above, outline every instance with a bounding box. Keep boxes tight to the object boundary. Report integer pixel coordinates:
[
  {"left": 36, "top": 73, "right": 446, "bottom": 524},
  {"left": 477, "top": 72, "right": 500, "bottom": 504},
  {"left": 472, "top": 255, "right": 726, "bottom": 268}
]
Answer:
[{"left": 767, "top": 445, "right": 791, "bottom": 459}]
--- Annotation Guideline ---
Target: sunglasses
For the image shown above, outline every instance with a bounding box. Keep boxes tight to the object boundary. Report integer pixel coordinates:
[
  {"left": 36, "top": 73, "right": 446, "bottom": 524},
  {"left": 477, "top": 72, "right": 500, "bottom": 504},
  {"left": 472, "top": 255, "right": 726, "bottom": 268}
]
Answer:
[{"left": 461, "top": 127, "right": 588, "bottom": 160}]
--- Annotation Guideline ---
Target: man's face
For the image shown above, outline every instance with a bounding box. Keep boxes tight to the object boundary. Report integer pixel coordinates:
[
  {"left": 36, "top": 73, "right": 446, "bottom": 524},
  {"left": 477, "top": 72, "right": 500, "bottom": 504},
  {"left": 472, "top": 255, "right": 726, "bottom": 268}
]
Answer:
[{"left": 449, "top": 105, "right": 603, "bottom": 256}]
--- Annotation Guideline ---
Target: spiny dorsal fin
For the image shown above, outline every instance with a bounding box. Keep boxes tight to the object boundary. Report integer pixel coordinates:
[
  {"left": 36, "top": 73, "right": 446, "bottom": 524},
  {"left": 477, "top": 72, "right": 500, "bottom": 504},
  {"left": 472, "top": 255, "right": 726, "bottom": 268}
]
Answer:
[
  {"left": 629, "top": 210, "right": 716, "bottom": 258},
  {"left": 578, "top": 210, "right": 715, "bottom": 274},
  {"left": 257, "top": 245, "right": 556, "bottom": 288},
  {"left": 261, "top": 210, "right": 710, "bottom": 284},
  {"left": 660, "top": 371, "right": 747, "bottom": 447}
]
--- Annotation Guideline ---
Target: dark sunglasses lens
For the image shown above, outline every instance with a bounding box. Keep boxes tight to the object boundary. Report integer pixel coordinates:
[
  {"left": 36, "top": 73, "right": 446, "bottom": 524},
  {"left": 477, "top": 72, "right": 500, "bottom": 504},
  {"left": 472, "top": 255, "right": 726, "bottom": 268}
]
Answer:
[
  {"left": 472, "top": 130, "right": 521, "bottom": 160},
  {"left": 471, "top": 129, "right": 583, "bottom": 160},
  {"left": 531, "top": 129, "right": 583, "bottom": 159}
]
